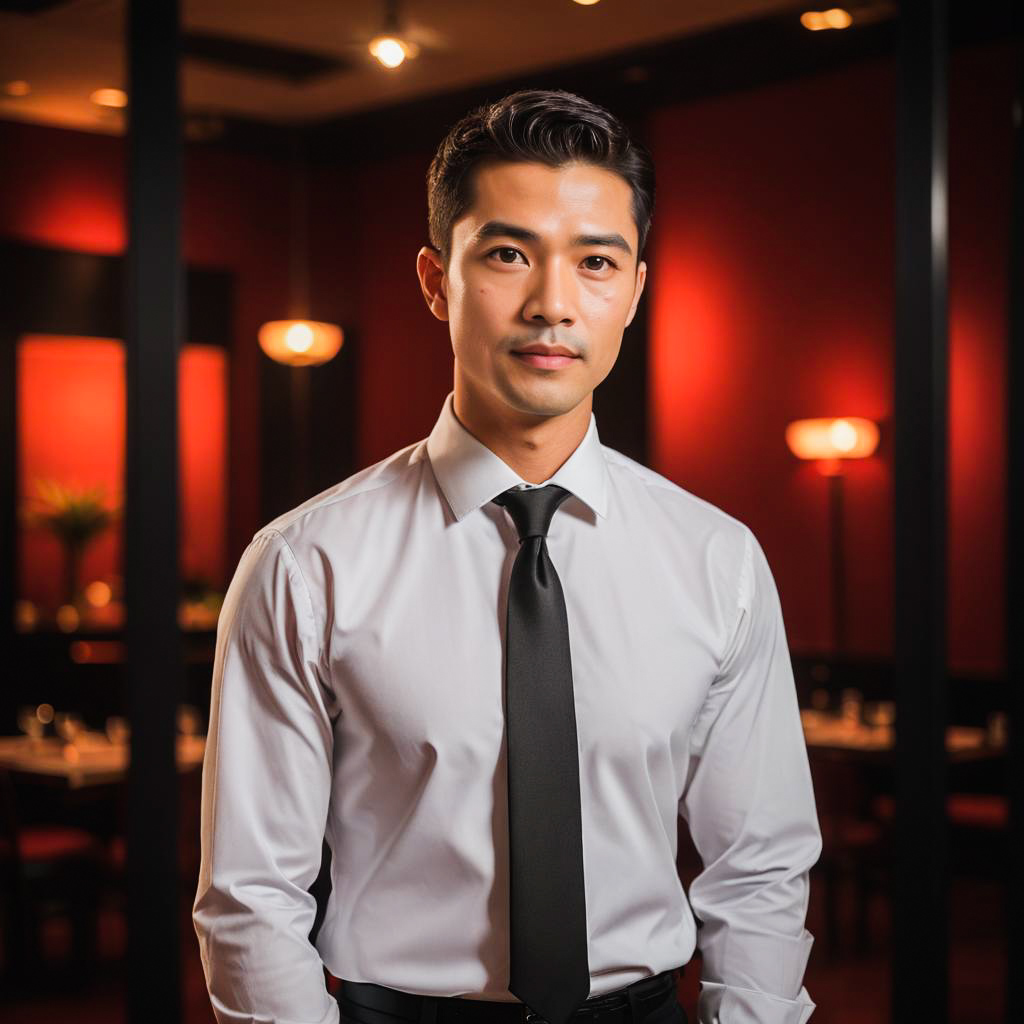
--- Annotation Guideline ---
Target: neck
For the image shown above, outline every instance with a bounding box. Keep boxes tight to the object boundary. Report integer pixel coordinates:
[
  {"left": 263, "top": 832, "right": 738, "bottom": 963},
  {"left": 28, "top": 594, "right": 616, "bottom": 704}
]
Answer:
[{"left": 452, "top": 382, "right": 592, "bottom": 485}]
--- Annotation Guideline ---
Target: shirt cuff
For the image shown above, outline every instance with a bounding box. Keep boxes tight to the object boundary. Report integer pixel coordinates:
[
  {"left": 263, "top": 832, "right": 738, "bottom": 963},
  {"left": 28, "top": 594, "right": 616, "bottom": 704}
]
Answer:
[{"left": 698, "top": 981, "right": 816, "bottom": 1024}]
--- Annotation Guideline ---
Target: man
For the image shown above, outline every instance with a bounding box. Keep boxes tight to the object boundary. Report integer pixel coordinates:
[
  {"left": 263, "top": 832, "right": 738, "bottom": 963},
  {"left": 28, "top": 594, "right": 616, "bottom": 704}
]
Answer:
[{"left": 194, "top": 88, "right": 822, "bottom": 1024}]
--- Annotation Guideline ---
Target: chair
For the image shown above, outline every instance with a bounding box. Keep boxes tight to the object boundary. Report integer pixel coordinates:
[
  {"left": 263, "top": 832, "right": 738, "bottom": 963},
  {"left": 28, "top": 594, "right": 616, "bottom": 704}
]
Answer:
[
  {"left": 0, "top": 768, "right": 106, "bottom": 993},
  {"left": 810, "top": 754, "right": 892, "bottom": 959}
]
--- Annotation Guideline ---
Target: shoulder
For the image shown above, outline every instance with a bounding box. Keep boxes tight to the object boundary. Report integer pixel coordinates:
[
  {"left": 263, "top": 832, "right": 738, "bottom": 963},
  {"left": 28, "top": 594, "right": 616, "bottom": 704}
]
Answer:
[
  {"left": 254, "top": 437, "right": 429, "bottom": 548},
  {"left": 601, "top": 443, "right": 752, "bottom": 552}
]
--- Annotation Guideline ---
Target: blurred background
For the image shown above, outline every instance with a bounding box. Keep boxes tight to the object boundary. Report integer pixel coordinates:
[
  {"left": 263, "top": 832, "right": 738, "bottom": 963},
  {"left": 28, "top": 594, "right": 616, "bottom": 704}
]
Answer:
[{"left": 0, "top": 1, "right": 1019, "bottom": 1022}]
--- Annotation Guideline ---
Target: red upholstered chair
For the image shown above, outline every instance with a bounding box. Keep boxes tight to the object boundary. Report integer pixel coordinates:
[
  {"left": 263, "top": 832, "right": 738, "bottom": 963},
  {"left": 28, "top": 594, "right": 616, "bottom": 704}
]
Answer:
[
  {"left": 872, "top": 792, "right": 1009, "bottom": 829},
  {"left": 0, "top": 768, "right": 106, "bottom": 992},
  {"left": 810, "top": 755, "right": 892, "bottom": 960}
]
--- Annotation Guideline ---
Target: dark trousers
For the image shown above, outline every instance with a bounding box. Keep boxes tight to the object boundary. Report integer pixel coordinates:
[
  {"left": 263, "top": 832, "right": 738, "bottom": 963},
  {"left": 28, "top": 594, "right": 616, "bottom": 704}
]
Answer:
[{"left": 336, "top": 969, "right": 688, "bottom": 1024}]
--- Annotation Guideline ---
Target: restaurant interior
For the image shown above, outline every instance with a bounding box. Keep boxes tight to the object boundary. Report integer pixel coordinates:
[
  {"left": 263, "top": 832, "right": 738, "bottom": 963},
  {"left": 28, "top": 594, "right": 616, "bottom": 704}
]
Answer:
[{"left": 0, "top": 1, "right": 1019, "bottom": 1022}]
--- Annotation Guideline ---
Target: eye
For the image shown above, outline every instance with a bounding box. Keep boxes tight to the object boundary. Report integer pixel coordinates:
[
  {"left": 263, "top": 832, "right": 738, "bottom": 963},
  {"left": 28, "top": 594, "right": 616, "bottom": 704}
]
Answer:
[
  {"left": 583, "top": 255, "right": 617, "bottom": 272},
  {"left": 487, "top": 246, "right": 526, "bottom": 265}
]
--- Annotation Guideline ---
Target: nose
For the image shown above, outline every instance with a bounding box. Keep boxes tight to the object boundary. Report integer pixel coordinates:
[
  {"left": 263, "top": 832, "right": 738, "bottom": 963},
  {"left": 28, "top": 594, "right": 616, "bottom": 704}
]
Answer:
[{"left": 521, "top": 258, "right": 575, "bottom": 327}]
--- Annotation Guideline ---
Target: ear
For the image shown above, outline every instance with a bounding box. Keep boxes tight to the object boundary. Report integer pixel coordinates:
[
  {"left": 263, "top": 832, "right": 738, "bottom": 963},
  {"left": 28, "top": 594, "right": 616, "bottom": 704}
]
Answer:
[
  {"left": 417, "top": 246, "right": 449, "bottom": 322},
  {"left": 623, "top": 260, "right": 647, "bottom": 328}
]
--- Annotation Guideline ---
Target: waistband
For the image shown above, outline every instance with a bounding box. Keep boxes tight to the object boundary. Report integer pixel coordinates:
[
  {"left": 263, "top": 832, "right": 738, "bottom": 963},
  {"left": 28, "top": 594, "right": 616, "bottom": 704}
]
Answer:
[{"left": 338, "top": 967, "right": 682, "bottom": 1024}]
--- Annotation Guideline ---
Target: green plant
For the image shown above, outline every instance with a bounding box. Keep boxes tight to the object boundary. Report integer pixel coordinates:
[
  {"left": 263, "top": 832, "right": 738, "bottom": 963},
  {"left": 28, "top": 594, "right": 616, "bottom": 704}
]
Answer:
[{"left": 20, "top": 478, "right": 121, "bottom": 606}]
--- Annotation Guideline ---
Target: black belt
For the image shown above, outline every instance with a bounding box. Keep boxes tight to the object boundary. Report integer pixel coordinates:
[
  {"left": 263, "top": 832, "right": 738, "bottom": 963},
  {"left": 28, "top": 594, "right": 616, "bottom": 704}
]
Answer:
[{"left": 337, "top": 967, "right": 684, "bottom": 1024}]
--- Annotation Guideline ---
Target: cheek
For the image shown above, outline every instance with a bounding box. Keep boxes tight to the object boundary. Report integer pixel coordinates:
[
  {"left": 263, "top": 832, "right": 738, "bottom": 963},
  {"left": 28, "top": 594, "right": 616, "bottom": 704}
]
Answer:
[{"left": 582, "top": 286, "right": 630, "bottom": 330}]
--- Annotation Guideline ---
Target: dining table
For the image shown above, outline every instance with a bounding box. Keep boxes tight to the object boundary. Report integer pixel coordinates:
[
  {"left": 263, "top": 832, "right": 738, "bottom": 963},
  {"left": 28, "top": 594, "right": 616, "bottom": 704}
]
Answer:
[
  {"left": 800, "top": 708, "right": 1007, "bottom": 763},
  {"left": 0, "top": 729, "right": 206, "bottom": 789}
]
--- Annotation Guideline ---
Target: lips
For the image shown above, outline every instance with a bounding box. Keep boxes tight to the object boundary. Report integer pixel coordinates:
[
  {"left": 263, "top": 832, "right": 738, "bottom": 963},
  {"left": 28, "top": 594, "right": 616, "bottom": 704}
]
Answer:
[
  {"left": 511, "top": 350, "right": 579, "bottom": 370},
  {"left": 512, "top": 344, "right": 578, "bottom": 358}
]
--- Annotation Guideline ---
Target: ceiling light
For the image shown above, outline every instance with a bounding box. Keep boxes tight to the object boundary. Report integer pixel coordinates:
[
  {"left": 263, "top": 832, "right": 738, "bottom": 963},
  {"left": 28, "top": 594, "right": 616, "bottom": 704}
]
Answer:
[
  {"left": 91, "top": 87, "right": 128, "bottom": 108},
  {"left": 4, "top": 80, "right": 31, "bottom": 97},
  {"left": 368, "top": 0, "right": 419, "bottom": 69},
  {"left": 572, "top": 0, "right": 603, "bottom": 6},
  {"left": 369, "top": 35, "right": 409, "bottom": 69}
]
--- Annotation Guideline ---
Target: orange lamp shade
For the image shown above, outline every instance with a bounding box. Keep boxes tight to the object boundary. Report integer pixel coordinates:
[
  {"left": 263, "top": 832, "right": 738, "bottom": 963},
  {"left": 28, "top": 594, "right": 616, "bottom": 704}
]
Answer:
[
  {"left": 785, "top": 417, "right": 880, "bottom": 461},
  {"left": 258, "top": 319, "right": 343, "bottom": 367}
]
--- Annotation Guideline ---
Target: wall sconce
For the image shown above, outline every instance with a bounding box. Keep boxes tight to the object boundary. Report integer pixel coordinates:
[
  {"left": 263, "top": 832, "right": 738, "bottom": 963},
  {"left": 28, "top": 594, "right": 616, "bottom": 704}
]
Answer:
[
  {"left": 785, "top": 416, "right": 880, "bottom": 475},
  {"left": 785, "top": 416, "right": 880, "bottom": 655},
  {"left": 257, "top": 319, "right": 342, "bottom": 367},
  {"left": 258, "top": 131, "right": 345, "bottom": 507}
]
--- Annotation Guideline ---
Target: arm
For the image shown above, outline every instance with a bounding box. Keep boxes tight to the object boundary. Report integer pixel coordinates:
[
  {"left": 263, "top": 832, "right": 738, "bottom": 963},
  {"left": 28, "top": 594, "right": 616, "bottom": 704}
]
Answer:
[
  {"left": 679, "top": 527, "right": 822, "bottom": 1024},
  {"left": 193, "top": 529, "right": 340, "bottom": 1024}
]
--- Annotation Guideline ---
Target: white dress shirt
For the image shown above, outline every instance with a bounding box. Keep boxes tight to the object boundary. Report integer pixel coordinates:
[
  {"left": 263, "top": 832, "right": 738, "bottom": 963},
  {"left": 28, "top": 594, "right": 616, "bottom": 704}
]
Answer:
[{"left": 193, "top": 389, "right": 822, "bottom": 1024}]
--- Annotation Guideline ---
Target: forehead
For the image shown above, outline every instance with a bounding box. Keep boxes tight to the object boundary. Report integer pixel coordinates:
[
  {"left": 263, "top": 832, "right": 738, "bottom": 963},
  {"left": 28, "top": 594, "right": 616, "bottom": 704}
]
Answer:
[{"left": 457, "top": 160, "right": 637, "bottom": 249}]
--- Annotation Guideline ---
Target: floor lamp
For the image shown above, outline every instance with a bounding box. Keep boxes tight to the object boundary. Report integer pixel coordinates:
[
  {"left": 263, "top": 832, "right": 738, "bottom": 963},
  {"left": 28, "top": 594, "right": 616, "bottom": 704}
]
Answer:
[{"left": 785, "top": 417, "right": 880, "bottom": 657}]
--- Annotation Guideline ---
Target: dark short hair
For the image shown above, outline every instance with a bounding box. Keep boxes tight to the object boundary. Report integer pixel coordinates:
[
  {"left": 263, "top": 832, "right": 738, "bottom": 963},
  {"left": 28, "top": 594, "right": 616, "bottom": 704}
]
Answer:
[{"left": 426, "top": 88, "right": 655, "bottom": 271}]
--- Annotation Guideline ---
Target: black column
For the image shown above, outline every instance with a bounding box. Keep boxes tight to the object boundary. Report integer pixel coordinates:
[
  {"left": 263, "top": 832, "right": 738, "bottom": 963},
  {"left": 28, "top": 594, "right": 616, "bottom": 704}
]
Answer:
[
  {"left": 891, "top": 1, "right": 949, "bottom": 1021},
  {"left": 1006, "top": 23, "right": 1023, "bottom": 1024},
  {"left": 123, "top": 1, "right": 184, "bottom": 1022}
]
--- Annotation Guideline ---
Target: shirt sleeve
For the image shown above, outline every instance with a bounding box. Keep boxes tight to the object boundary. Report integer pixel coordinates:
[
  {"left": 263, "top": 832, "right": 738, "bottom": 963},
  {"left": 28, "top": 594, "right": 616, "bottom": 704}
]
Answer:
[
  {"left": 193, "top": 529, "right": 340, "bottom": 1024},
  {"left": 679, "top": 526, "right": 823, "bottom": 1024}
]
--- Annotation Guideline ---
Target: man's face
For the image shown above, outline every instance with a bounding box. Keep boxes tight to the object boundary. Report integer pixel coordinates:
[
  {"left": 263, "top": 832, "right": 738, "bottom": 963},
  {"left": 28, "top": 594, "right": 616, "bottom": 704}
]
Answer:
[{"left": 419, "top": 159, "right": 647, "bottom": 422}]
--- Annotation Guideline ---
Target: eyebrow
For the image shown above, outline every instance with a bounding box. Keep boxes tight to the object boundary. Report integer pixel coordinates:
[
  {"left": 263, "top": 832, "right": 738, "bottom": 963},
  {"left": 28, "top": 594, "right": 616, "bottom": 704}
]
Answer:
[{"left": 470, "top": 220, "right": 634, "bottom": 257}]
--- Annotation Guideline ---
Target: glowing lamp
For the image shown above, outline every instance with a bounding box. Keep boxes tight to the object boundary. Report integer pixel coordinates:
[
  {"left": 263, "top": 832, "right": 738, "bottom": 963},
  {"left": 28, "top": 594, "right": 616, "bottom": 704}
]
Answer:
[
  {"left": 91, "top": 87, "right": 128, "bottom": 108},
  {"left": 258, "top": 319, "right": 343, "bottom": 367},
  {"left": 785, "top": 417, "right": 879, "bottom": 469},
  {"left": 800, "top": 8, "right": 853, "bottom": 31},
  {"left": 370, "top": 36, "right": 412, "bottom": 68},
  {"left": 785, "top": 416, "right": 880, "bottom": 656}
]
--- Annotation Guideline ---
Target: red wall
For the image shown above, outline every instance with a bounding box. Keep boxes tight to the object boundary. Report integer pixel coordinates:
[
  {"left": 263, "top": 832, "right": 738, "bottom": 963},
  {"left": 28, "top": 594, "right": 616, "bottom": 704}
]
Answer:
[
  {"left": 648, "top": 42, "right": 1012, "bottom": 674},
  {"left": 0, "top": 37, "right": 1013, "bottom": 673},
  {"left": 0, "top": 119, "right": 299, "bottom": 570},
  {"left": 348, "top": 151, "right": 454, "bottom": 463},
  {"left": 17, "top": 335, "right": 227, "bottom": 609}
]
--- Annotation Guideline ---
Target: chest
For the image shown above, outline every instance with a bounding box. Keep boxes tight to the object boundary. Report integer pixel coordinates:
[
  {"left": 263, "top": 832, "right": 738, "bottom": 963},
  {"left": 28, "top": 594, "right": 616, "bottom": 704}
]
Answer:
[{"left": 325, "top": 521, "right": 723, "bottom": 771}]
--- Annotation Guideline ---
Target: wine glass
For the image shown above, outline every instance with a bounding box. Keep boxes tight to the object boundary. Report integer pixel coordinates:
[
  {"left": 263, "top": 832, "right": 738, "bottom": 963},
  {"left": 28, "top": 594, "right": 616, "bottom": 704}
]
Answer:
[
  {"left": 839, "top": 687, "right": 863, "bottom": 730},
  {"left": 176, "top": 704, "right": 202, "bottom": 736},
  {"left": 16, "top": 705, "right": 44, "bottom": 745},
  {"left": 105, "top": 715, "right": 130, "bottom": 746},
  {"left": 54, "top": 711, "right": 85, "bottom": 744}
]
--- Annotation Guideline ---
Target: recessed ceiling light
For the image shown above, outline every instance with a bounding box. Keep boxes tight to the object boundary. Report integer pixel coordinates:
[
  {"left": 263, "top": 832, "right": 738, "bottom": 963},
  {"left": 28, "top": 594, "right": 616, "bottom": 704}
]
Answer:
[
  {"left": 91, "top": 87, "right": 128, "bottom": 109},
  {"left": 573, "top": 0, "right": 603, "bottom": 6},
  {"left": 4, "top": 80, "right": 31, "bottom": 97}
]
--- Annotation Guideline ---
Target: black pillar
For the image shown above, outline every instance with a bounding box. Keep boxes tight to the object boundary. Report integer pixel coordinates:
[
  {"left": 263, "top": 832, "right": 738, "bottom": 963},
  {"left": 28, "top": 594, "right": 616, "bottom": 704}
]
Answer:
[
  {"left": 891, "top": 1, "right": 949, "bottom": 1021},
  {"left": 123, "top": 1, "right": 184, "bottom": 1022},
  {"left": 1006, "top": 23, "right": 1024, "bottom": 1024}
]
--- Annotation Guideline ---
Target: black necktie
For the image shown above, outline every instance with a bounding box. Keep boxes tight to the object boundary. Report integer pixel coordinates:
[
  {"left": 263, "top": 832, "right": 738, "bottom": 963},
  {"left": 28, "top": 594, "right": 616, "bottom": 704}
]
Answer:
[{"left": 492, "top": 484, "right": 590, "bottom": 1024}]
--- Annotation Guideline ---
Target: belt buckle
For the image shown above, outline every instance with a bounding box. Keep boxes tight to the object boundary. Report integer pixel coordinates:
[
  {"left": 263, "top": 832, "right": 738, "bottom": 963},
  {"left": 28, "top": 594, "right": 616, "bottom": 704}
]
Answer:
[{"left": 523, "top": 1009, "right": 548, "bottom": 1023}]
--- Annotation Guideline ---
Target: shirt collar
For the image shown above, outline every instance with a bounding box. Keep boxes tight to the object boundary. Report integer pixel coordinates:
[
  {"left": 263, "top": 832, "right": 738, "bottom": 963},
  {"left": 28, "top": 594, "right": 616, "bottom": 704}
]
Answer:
[{"left": 426, "top": 390, "right": 609, "bottom": 522}]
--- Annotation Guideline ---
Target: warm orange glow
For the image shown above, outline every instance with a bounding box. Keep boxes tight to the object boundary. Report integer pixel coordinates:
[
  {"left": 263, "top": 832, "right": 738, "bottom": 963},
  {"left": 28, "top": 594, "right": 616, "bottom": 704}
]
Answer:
[
  {"left": 800, "top": 8, "right": 852, "bottom": 31},
  {"left": 90, "top": 87, "right": 128, "bottom": 109},
  {"left": 37, "top": 703, "right": 54, "bottom": 724},
  {"left": 85, "top": 579, "right": 112, "bottom": 607},
  {"left": 785, "top": 417, "right": 879, "bottom": 461},
  {"left": 15, "top": 599, "right": 38, "bottom": 629},
  {"left": 4, "top": 80, "right": 31, "bottom": 97},
  {"left": 823, "top": 7, "right": 853, "bottom": 28},
  {"left": 56, "top": 603, "right": 80, "bottom": 631},
  {"left": 258, "top": 319, "right": 344, "bottom": 366}
]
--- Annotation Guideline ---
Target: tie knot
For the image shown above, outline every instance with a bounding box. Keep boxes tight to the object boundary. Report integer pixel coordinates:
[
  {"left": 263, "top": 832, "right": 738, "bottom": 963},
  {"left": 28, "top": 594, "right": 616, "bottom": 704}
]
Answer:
[{"left": 493, "top": 484, "right": 573, "bottom": 542}]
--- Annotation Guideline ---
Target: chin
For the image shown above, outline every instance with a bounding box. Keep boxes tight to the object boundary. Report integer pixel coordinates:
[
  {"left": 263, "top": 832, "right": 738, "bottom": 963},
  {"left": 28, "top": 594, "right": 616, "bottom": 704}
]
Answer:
[{"left": 500, "top": 380, "right": 587, "bottom": 419}]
